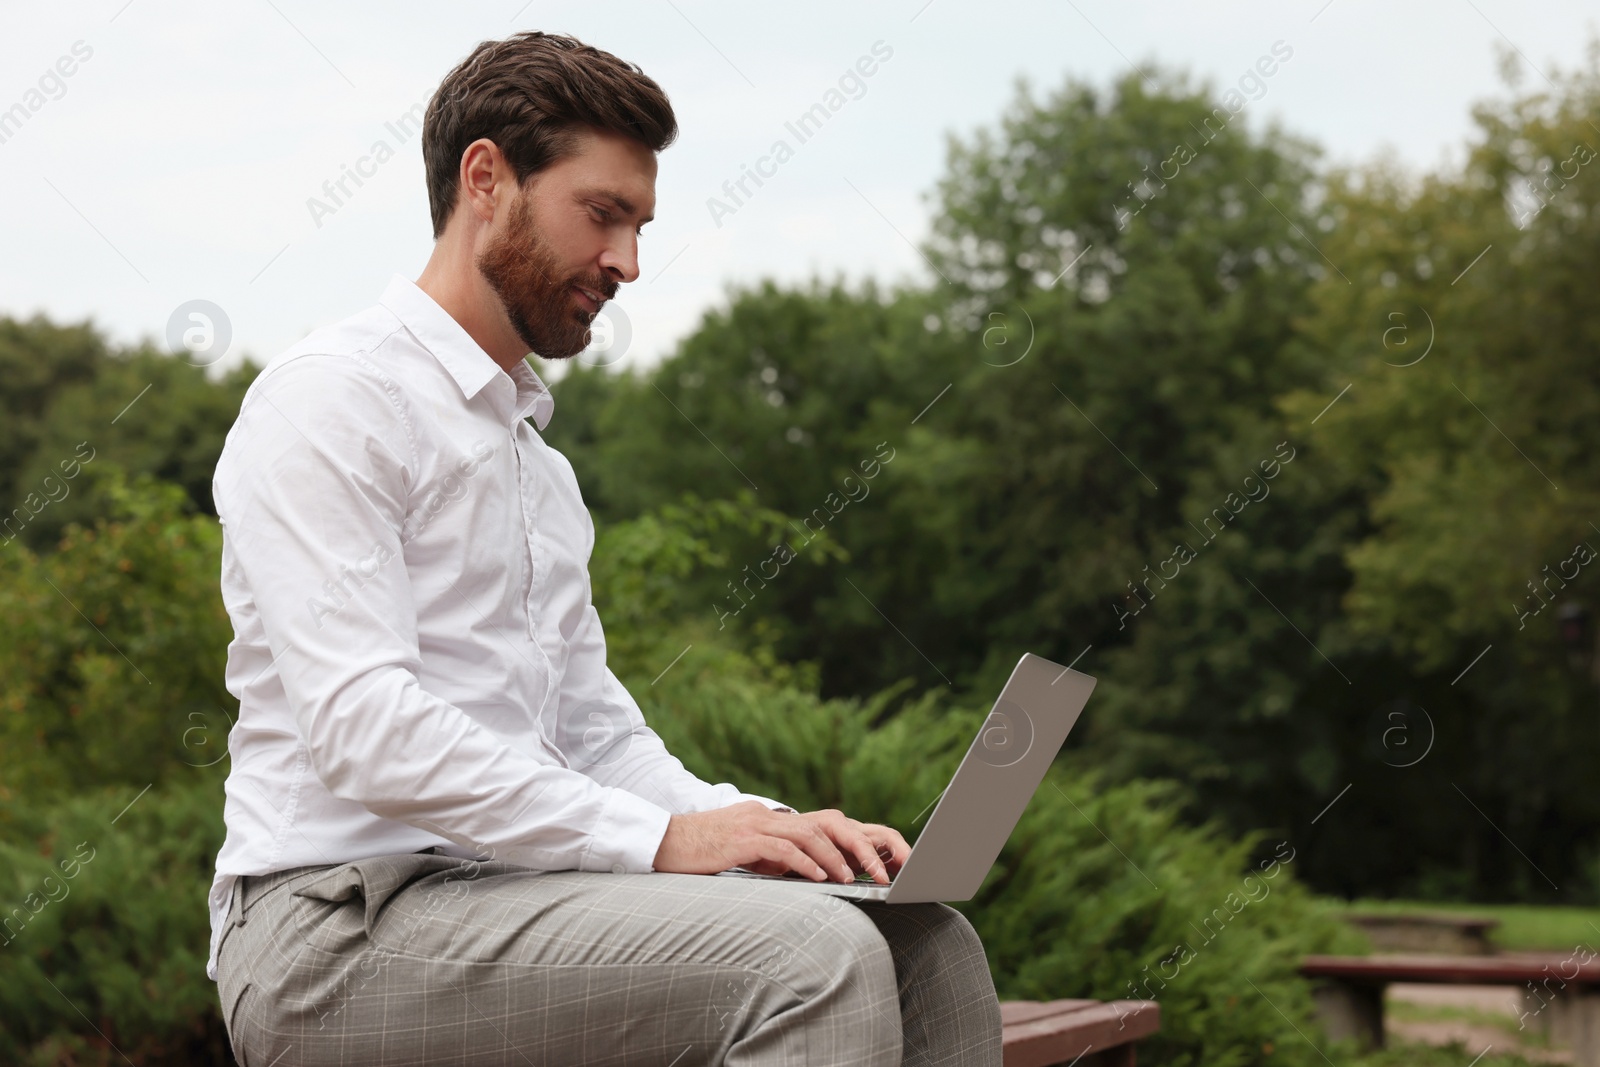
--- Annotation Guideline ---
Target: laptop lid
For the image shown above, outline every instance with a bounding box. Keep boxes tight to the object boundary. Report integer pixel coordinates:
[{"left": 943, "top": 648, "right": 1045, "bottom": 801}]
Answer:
[{"left": 884, "top": 652, "right": 1095, "bottom": 903}]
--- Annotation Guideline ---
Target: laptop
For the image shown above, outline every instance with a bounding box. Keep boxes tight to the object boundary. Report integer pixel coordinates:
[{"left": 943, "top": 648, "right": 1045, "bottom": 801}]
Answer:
[{"left": 715, "top": 652, "right": 1095, "bottom": 903}]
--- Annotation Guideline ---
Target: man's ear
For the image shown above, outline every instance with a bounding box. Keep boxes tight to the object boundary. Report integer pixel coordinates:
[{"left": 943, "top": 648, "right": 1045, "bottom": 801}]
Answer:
[{"left": 457, "top": 138, "right": 509, "bottom": 227}]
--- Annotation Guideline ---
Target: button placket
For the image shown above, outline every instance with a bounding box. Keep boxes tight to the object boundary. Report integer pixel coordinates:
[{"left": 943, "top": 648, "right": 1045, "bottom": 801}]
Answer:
[
  {"left": 508, "top": 418, "right": 563, "bottom": 761},
  {"left": 511, "top": 430, "right": 541, "bottom": 644}
]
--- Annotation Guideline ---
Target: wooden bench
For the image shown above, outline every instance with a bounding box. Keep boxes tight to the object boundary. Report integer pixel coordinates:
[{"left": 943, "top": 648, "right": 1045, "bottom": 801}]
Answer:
[
  {"left": 1000, "top": 999, "right": 1161, "bottom": 1066},
  {"left": 1342, "top": 911, "right": 1501, "bottom": 955},
  {"left": 1302, "top": 953, "right": 1600, "bottom": 1065}
]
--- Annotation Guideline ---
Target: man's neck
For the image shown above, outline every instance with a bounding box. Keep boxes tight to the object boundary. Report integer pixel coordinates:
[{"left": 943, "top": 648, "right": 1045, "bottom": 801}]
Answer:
[{"left": 415, "top": 244, "right": 530, "bottom": 377}]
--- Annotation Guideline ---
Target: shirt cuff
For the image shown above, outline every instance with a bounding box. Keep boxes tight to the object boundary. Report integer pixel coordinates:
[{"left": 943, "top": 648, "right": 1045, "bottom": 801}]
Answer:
[
  {"left": 741, "top": 793, "right": 799, "bottom": 815},
  {"left": 590, "top": 786, "right": 674, "bottom": 874}
]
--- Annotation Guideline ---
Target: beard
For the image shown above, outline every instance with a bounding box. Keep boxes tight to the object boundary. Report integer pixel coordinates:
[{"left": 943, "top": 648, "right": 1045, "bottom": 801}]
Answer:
[{"left": 476, "top": 191, "right": 616, "bottom": 360}]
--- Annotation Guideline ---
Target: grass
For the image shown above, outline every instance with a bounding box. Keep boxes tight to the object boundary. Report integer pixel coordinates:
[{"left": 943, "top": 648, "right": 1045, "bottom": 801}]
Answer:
[
  {"left": 1320, "top": 898, "right": 1589, "bottom": 1064},
  {"left": 1344, "top": 1043, "right": 1543, "bottom": 1067},
  {"left": 1344, "top": 898, "right": 1600, "bottom": 952},
  {"left": 1387, "top": 997, "right": 1549, "bottom": 1047}
]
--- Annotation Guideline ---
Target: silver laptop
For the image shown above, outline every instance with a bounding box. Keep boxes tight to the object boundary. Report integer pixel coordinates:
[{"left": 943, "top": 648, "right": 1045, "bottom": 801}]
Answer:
[{"left": 715, "top": 652, "right": 1095, "bottom": 903}]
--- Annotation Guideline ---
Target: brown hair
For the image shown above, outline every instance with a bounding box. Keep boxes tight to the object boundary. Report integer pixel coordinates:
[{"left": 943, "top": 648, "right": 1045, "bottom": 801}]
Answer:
[{"left": 422, "top": 31, "right": 678, "bottom": 239}]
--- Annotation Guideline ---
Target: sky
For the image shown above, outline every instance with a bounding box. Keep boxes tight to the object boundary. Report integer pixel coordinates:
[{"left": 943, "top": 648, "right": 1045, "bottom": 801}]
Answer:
[{"left": 2, "top": 1, "right": 1596, "bottom": 381}]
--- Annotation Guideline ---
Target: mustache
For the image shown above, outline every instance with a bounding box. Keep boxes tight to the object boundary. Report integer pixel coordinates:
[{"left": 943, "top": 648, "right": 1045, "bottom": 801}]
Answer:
[
  {"left": 495, "top": 238, "right": 618, "bottom": 303},
  {"left": 571, "top": 275, "right": 618, "bottom": 302}
]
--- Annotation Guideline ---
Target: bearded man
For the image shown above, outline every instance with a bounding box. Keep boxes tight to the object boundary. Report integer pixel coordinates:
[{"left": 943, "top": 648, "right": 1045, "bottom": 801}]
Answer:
[{"left": 208, "top": 30, "right": 1003, "bottom": 1066}]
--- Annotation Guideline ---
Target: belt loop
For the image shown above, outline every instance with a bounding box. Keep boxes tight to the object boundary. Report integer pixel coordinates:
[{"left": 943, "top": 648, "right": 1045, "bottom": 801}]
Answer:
[{"left": 231, "top": 874, "right": 248, "bottom": 928}]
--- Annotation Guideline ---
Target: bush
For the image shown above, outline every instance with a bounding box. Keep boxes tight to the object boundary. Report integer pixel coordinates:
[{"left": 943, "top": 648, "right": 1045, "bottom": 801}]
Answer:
[
  {"left": 642, "top": 668, "right": 1364, "bottom": 1067},
  {"left": 0, "top": 482, "right": 1362, "bottom": 1064},
  {"left": 0, "top": 774, "right": 230, "bottom": 1066},
  {"left": 0, "top": 471, "right": 234, "bottom": 799}
]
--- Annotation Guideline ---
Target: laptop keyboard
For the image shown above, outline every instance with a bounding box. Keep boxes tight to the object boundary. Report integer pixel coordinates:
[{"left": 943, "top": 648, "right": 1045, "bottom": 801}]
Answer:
[{"left": 727, "top": 867, "right": 889, "bottom": 884}]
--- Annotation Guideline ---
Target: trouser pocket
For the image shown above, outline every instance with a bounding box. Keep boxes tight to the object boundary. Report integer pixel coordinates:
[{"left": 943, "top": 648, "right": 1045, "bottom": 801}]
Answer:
[{"left": 289, "top": 852, "right": 467, "bottom": 947}]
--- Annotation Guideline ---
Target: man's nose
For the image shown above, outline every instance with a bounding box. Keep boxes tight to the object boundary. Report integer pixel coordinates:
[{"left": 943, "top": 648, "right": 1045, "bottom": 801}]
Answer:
[{"left": 599, "top": 235, "right": 639, "bottom": 285}]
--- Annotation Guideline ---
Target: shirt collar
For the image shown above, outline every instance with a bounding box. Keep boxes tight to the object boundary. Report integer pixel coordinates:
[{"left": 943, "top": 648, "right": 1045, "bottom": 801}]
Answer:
[{"left": 378, "top": 273, "right": 555, "bottom": 431}]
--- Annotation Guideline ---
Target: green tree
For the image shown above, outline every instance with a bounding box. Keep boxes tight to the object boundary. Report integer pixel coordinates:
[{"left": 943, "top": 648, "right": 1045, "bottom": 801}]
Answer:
[
  {"left": 1264, "top": 54, "right": 1600, "bottom": 898},
  {"left": 549, "top": 67, "right": 1332, "bottom": 704},
  {"left": 0, "top": 474, "right": 234, "bottom": 799},
  {"left": 0, "top": 315, "right": 258, "bottom": 553}
]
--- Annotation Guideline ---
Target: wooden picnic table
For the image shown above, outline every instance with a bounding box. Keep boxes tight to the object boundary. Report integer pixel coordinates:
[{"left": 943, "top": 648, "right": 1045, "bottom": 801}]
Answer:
[
  {"left": 1302, "top": 952, "right": 1600, "bottom": 1065},
  {"left": 1341, "top": 911, "right": 1501, "bottom": 955}
]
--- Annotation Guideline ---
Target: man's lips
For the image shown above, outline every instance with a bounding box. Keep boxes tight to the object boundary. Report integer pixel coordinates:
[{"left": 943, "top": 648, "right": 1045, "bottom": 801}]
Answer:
[{"left": 571, "top": 286, "right": 605, "bottom": 313}]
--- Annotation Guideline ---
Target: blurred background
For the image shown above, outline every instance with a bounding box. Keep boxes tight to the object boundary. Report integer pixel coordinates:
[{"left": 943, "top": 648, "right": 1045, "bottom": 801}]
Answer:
[{"left": 3, "top": 2, "right": 1599, "bottom": 1064}]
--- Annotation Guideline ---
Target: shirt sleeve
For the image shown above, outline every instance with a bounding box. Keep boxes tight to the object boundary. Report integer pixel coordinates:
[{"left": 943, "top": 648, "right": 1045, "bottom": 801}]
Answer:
[
  {"left": 216, "top": 353, "right": 674, "bottom": 874},
  {"left": 540, "top": 495, "right": 796, "bottom": 816},
  {"left": 547, "top": 590, "right": 797, "bottom": 814},
  {"left": 561, "top": 640, "right": 799, "bottom": 817}
]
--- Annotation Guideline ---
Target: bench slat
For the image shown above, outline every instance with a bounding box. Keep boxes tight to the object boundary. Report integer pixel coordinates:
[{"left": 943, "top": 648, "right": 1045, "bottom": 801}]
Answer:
[
  {"left": 1302, "top": 952, "right": 1600, "bottom": 986},
  {"left": 1002, "top": 1000, "right": 1160, "bottom": 1067},
  {"left": 1000, "top": 999, "right": 1101, "bottom": 1026}
]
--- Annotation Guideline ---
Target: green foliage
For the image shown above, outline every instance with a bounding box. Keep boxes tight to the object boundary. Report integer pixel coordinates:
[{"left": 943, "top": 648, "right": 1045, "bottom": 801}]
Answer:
[
  {"left": 5, "top": 44, "right": 1600, "bottom": 1064},
  {"left": 639, "top": 665, "right": 1359, "bottom": 1067},
  {"left": 1347, "top": 897, "right": 1600, "bottom": 952},
  {"left": 545, "top": 65, "right": 1331, "bottom": 710},
  {"left": 1257, "top": 54, "right": 1600, "bottom": 897},
  {"left": 0, "top": 315, "right": 102, "bottom": 511},
  {"left": 0, "top": 317, "right": 258, "bottom": 551},
  {"left": 0, "top": 774, "right": 230, "bottom": 1066},
  {"left": 1347, "top": 1046, "right": 1543, "bottom": 1067},
  {"left": 548, "top": 56, "right": 1600, "bottom": 903},
  {"left": 1287, "top": 57, "right": 1600, "bottom": 665},
  {"left": 597, "top": 497, "right": 1370, "bottom": 1066},
  {"left": 0, "top": 472, "right": 235, "bottom": 799},
  {"left": 589, "top": 489, "right": 846, "bottom": 688}
]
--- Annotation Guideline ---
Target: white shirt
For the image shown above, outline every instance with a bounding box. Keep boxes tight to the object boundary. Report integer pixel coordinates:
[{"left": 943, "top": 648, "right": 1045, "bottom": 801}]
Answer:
[{"left": 207, "top": 274, "right": 793, "bottom": 980}]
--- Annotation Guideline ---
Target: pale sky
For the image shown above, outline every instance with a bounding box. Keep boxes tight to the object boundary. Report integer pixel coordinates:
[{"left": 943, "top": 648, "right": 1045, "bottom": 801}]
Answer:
[{"left": 2, "top": 1, "right": 1596, "bottom": 380}]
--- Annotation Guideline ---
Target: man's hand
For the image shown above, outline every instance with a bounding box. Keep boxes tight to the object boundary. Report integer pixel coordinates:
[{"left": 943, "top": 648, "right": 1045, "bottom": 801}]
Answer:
[{"left": 651, "top": 801, "right": 911, "bottom": 884}]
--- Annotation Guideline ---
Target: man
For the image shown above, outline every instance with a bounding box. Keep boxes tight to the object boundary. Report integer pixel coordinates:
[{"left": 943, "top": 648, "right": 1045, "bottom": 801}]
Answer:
[{"left": 209, "top": 29, "right": 1003, "bottom": 1066}]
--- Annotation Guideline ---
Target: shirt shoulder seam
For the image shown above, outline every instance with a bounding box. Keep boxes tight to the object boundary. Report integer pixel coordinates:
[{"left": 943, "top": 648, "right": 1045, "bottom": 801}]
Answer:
[{"left": 250, "top": 323, "right": 422, "bottom": 471}]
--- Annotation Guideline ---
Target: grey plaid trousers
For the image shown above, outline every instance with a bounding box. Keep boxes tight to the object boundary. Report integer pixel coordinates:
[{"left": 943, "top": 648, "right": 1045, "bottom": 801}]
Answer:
[{"left": 215, "top": 852, "right": 1003, "bottom": 1066}]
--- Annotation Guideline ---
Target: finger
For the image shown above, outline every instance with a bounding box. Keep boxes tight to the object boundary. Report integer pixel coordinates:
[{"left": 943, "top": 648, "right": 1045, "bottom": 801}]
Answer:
[
  {"left": 835, "top": 824, "right": 892, "bottom": 884},
  {"left": 759, "top": 837, "right": 829, "bottom": 881},
  {"left": 781, "top": 816, "right": 854, "bottom": 882},
  {"left": 809, "top": 814, "right": 890, "bottom": 883},
  {"left": 744, "top": 859, "right": 789, "bottom": 877},
  {"left": 861, "top": 824, "right": 912, "bottom": 871}
]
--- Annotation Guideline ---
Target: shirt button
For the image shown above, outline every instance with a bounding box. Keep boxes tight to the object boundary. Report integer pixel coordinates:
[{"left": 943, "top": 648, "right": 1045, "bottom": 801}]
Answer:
[{"left": 611, "top": 863, "right": 626, "bottom": 875}]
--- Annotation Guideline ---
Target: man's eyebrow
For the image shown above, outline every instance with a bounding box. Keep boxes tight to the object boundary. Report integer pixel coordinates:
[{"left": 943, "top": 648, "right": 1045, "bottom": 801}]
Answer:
[{"left": 588, "top": 189, "right": 653, "bottom": 225}]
